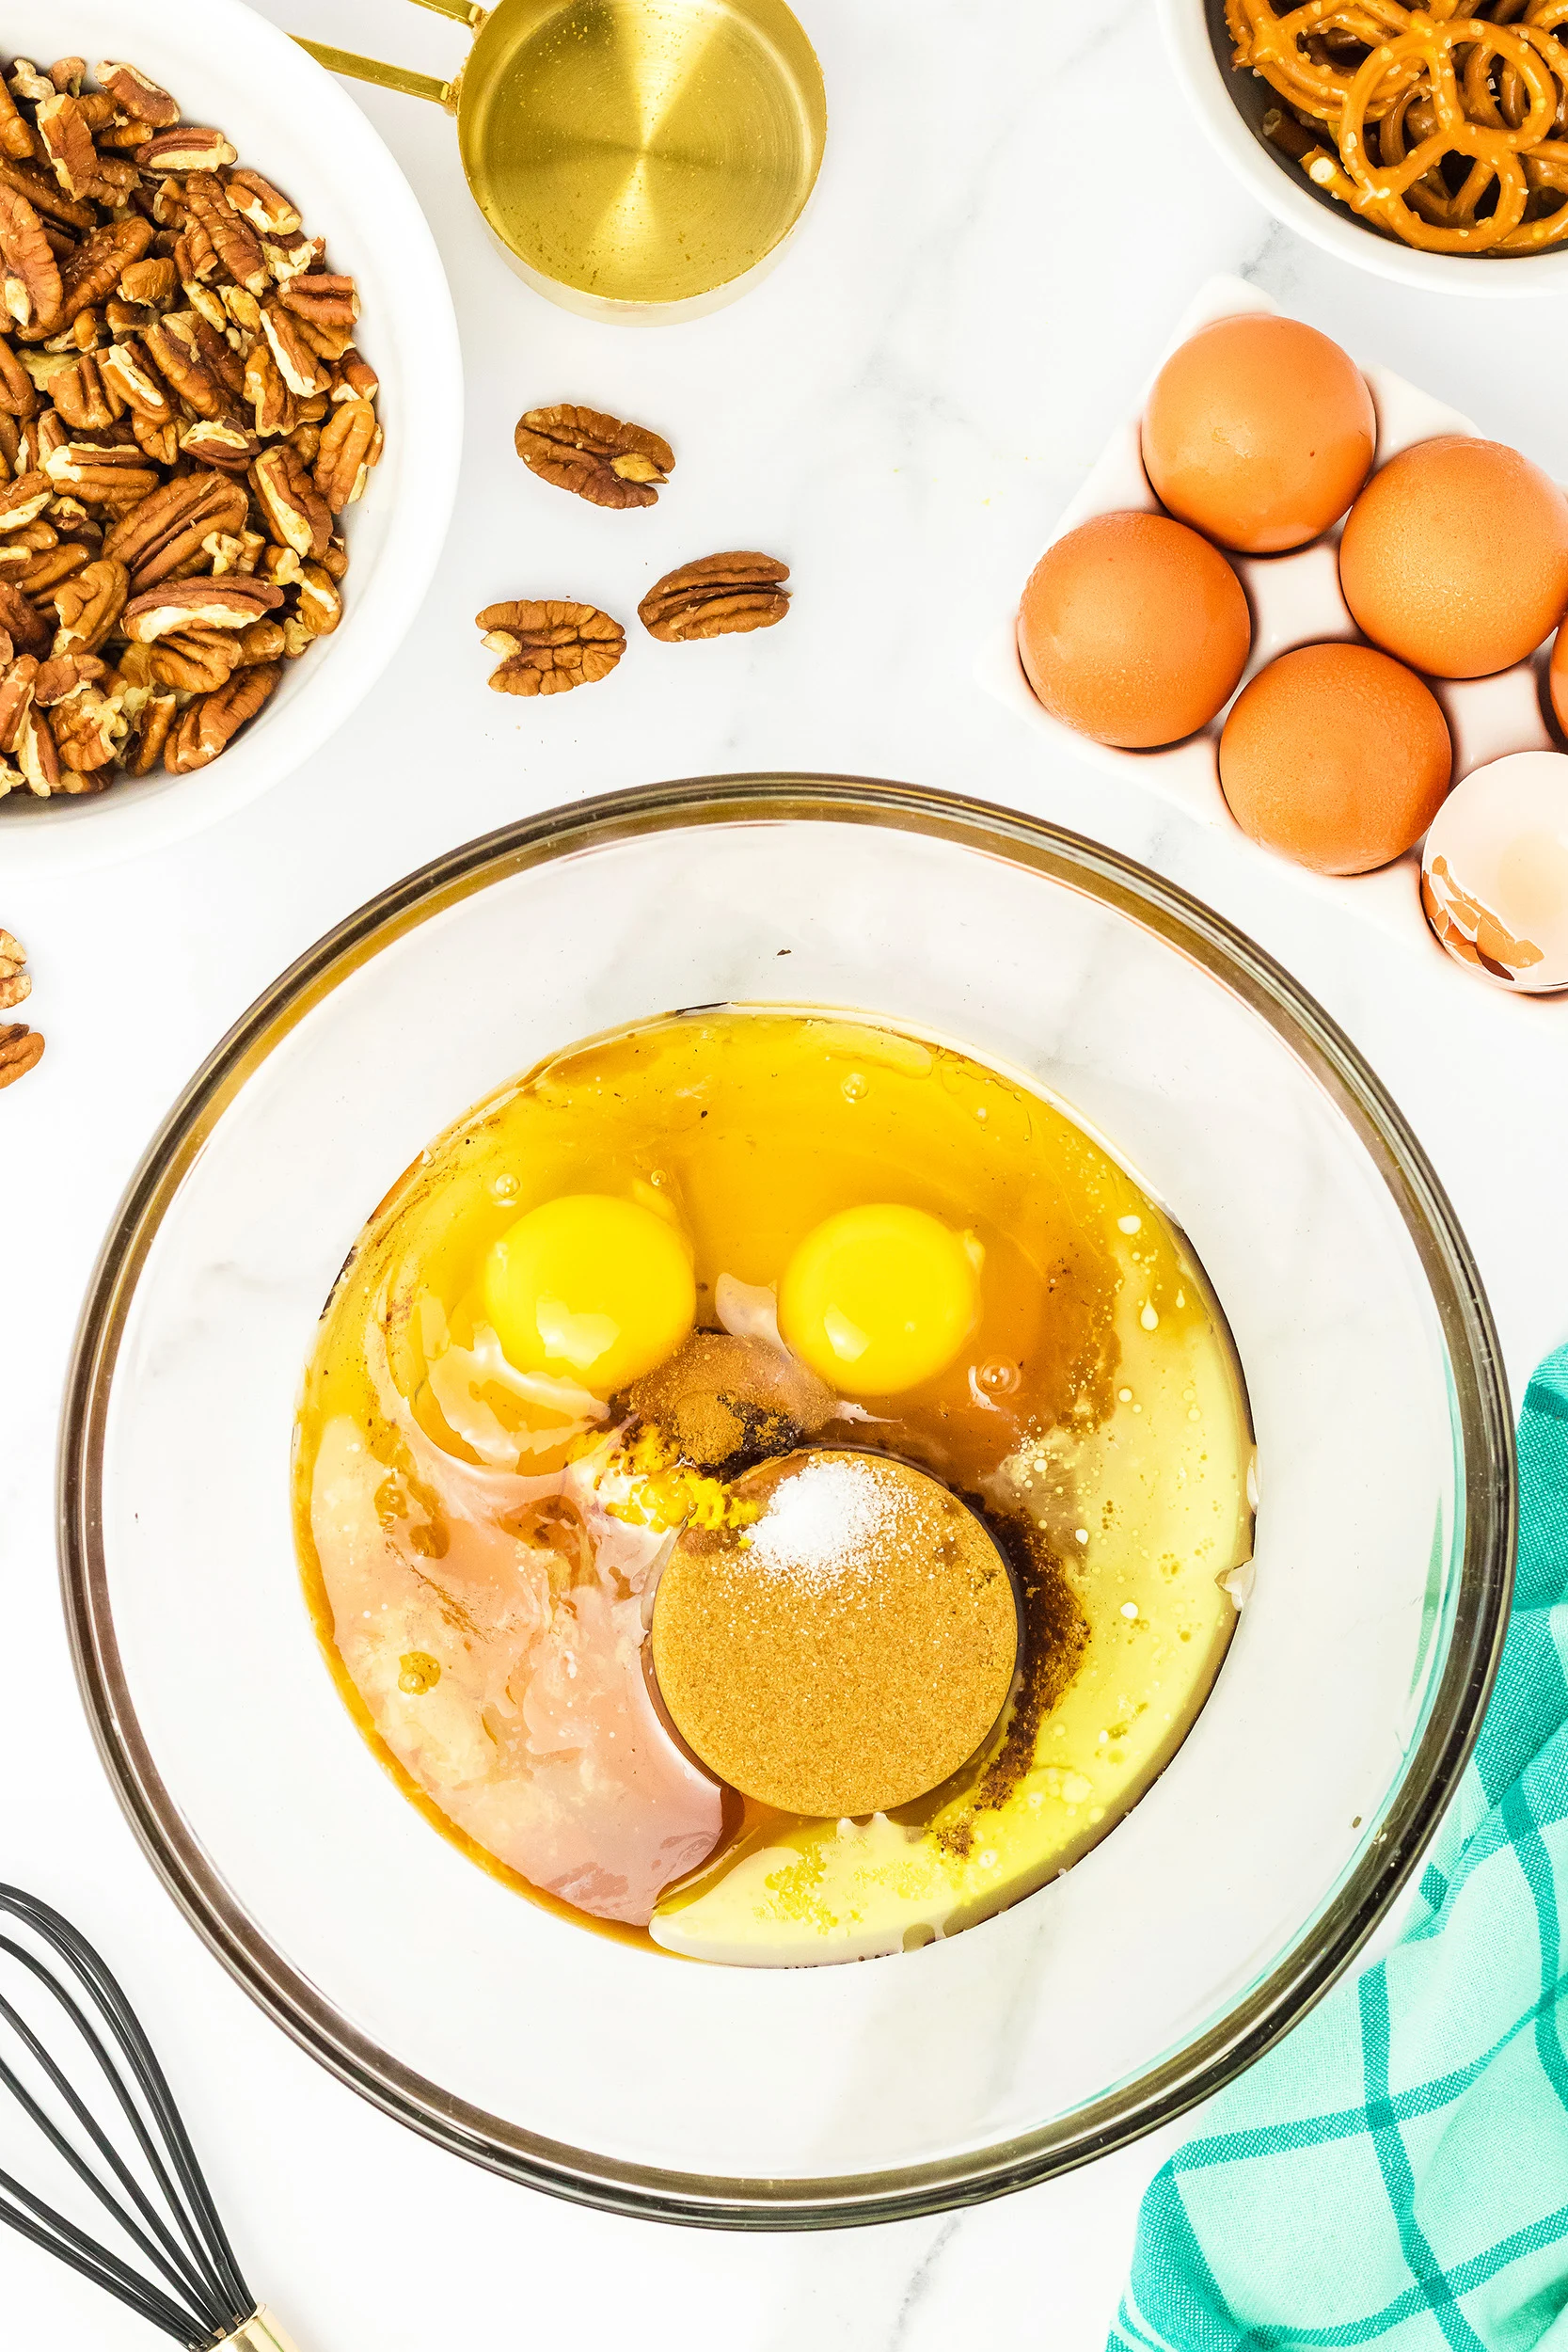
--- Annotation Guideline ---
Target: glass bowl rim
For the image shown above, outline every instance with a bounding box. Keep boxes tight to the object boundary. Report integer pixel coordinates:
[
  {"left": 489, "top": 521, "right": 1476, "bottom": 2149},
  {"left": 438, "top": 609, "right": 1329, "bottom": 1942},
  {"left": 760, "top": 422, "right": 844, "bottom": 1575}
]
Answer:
[{"left": 56, "top": 772, "right": 1517, "bottom": 2229}]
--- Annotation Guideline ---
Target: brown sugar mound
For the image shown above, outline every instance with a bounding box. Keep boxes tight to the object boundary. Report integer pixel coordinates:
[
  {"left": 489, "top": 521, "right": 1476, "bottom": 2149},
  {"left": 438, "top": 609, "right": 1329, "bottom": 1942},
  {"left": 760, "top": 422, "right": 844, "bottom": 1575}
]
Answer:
[{"left": 650, "top": 1449, "right": 1020, "bottom": 1818}]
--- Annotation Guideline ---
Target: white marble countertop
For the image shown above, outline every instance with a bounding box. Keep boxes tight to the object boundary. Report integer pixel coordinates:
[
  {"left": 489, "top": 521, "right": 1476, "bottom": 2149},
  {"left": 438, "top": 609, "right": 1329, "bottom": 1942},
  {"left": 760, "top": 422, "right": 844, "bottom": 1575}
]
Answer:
[{"left": 5, "top": 2, "right": 1567, "bottom": 2344}]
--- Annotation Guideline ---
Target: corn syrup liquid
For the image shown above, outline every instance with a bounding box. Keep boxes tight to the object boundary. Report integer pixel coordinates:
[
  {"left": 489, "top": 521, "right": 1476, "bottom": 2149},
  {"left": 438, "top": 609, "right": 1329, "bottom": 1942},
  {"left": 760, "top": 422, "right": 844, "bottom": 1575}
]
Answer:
[{"left": 294, "top": 1010, "right": 1254, "bottom": 1963}]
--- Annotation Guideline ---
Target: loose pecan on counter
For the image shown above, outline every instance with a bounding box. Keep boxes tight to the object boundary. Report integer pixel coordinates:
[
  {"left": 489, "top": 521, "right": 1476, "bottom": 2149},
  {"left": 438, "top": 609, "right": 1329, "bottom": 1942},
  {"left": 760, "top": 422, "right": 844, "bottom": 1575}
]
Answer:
[
  {"left": 477, "top": 598, "right": 626, "bottom": 696},
  {"left": 515, "top": 405, "right": 673, "bottom": 510},
  {"left": 0, "top": 925, "right": 28, "bottom": 1009},
  {"left": 0, "top": 53, "right": 384, "bottom": 801},
  {"left": 638, "top": 551, "right": 790, "bottom": 642},
  {"left": 0, "top": 1019, "right": 42, "bottom": 1086}
]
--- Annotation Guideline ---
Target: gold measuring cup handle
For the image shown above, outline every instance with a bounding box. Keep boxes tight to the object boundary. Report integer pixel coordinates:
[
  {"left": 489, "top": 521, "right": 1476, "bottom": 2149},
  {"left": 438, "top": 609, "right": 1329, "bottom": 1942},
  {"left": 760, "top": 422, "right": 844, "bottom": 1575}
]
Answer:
[{"left": 293, "top": 0, "right": 485, "bottom": 109}]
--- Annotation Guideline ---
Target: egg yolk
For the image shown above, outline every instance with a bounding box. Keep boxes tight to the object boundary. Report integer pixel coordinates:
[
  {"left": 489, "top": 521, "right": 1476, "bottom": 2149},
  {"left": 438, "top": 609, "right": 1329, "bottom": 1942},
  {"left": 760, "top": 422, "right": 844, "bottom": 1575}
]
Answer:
[
  {"left": 778, "top": 1204, "right": 979, "bottom": 1396},
  {"left": 483, "top": 1194, "right": 695, "bottom": 1394}
]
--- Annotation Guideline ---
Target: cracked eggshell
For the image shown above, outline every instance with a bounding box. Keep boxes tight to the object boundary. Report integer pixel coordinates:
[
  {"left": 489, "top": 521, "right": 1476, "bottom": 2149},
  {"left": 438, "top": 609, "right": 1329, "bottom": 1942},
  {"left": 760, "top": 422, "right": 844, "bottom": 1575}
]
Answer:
[{"left": 1420, "top": 751, "right": 1568, "bottom": 992}]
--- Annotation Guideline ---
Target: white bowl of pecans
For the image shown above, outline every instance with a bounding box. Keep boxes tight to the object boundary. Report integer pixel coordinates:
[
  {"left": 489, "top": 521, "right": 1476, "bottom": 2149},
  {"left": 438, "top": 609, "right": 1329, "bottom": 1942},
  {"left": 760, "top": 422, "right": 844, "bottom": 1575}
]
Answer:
[{"left": 0, "top": 0, "right": 461, "bottom": 871}]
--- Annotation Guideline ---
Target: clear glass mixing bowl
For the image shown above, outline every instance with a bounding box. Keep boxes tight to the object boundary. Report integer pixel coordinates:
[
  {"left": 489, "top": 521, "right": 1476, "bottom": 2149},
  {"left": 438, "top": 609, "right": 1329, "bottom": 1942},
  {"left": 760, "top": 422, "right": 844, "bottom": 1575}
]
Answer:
[{"left": 59, "top": 777, "right": 1515, "bottom": 2225}]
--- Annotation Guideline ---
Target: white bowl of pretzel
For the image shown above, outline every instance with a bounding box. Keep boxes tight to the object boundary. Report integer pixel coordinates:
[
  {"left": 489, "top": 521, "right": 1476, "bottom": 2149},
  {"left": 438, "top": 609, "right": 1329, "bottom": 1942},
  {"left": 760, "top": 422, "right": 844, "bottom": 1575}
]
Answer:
[
  {"left": 1163, "top": 0, "right": 1568, "bottom": 294},
  {"left": 0, "top": 0, "right": 460, "bottom": 871}
]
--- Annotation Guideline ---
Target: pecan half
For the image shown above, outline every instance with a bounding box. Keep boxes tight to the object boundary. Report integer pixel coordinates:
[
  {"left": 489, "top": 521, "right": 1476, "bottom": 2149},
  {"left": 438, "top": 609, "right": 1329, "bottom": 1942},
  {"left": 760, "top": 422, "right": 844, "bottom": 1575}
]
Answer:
[
  {"left": 234, "top": 616, "right": 287, "bottom": 665},
  {"left": 135, "top": 127, "right": 236, "bottom": 174},
  {"left": 295, "top": 563, "right": 342, "bottom": 638},
  {"left": 36, "top": 93, "right": 102, "bottom": 202},
  {"left": 293, "top": 314, "right": 353, "bottom": 365},
  {"left": 314, "top": 399, "right": 378, "bottom": 512},
  {"left": 0, "top": 469, "right": 51, "bottom": 529},
  {"left": 242, "top": 339, "right": 293, "bottom": 438},
  {"left": 0, "top": 651, "right": 37, "bottom": 745},
  {"left": 103, "top": 469, "right": 247, "bottom": 587},
  {"left": 165, "top": 659, "right": 280, "bottom": 772},
  {"left": 279, "top": 271, "right": 358, "bottom": 328},
  {"left": 180, "top": 417, "right": 260, "bottom": 471},
  {"left": 140, "top": 310, "right": 224, "bottom": 419},
  {"left": 0, "top": 337, "right": 36, "bottom": 415},
  {"left": 19, "top": 541, "right": 87, "bottom": 597},
  {"left": 225, "top": 167, "right": 299, "bottom": 238},
  {"left": 174, "top": 222, "right": 221, "bottom": 297},
  {"left": 0, "top": 1021, "right": 43, "bottom": 1086},
  {"left": 42, "top": 439, "right": 160, "bottom": 512},
  {"left": 34, "top": 650, "right": 103, "bottom": 703},
  {"left": 145, "top": 175, "right": 183, "bottom": 230},
  {"left": 515, "top": 405, "right": 673, "bottom": 510},
  {"left": 191, "top": 311, "right": 245, "bottom": 401},
  {"left": 0, "top": 181, "right": 61, "bottom": 330},
  {"left": 476, "top": 598, "right": 626, "bottom": 696},
  {"left": 19, "top": 540, "right": 85, "bottom": 596},
  {"left": 0, "top": 581, "right": 48, "bottom": 652},
  {"left": 252, "top": 443, "right": 330, "bottom": 558},
  {"left": 98, "top": 118, "right": 158, "bottom": 155},
  {"left": 51, "top": 682, "right": 124, "bottom": 771},
  {"left": 0, "top": 927, "right": 29, "bottom": 1010},
  {"left": 122, "top": 686, "right": 176, "bottom": 774},
  {"left": 59, "top": 216, "right": 151, "bottom": 324},
  {"left": 0, "top": 82, "right": 34, "bottom": 164},
  {"left": 96, "top": 63, "right": 179, "bottom": 130},
  {"left": 122, "top": 576, "right": 283, "bottom": 641},
  {"left": 332, "top": 349, "right": 379, "bottom": 405},
  {"left": 98, "top": 336, "right": 171, "bottom": 423},
  {"left": 147, "top": 627, "right": 239, "bottom": 694},
  {"left": 50, "top": 352, "right": 121, "bottom": 430},
  {"left": 15, "top": 699, "right": 59, "bottom": 790},
  {"left": 638, "top": 551, "right": 790, "bottom": 642},
  {"left": 118, "top": 254, "right": 173, "bottom": 308},
  {"left": 182, "top": 172, "right": 268, "bottom": 296},
  {"left": 8, "top": 63, "right": 53, "bottom": 107},
  {"left": 129, "top": 414, "right": 179, "bottom": 468},
  {"left": 259, "top": 297, "right": 329, "bottom": 399},
  {"left": 261, "top": 231, "right": 323, "bottom": 285},
  {"left": 255, "top": 543, "right": 302, "bottom": 591},
  {"left": 0, "top": 517, "right": 50, "bottom": 567},
  {"left": 52, "top": 555, "right": 127, "bottom": 653},
  {"left": 104, "top": 294, "right": 152, "bottom": 337},
  {"left": 22, "top": 408, "right": 67, "bottom": 470}
]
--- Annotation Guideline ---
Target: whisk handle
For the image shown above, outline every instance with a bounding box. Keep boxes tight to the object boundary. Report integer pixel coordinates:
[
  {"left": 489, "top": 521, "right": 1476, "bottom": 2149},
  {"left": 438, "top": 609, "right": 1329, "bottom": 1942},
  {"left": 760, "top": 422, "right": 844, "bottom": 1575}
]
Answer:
[{"left": 217, "top": 2312, "right": 301, "bottom": 2352}]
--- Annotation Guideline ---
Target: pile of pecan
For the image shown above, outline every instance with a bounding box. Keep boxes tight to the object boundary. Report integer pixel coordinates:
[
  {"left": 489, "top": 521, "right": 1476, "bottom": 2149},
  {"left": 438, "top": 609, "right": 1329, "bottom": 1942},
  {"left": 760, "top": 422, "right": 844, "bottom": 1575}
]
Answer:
[
  {"left": 0, "top": 55, "right": 382, "bottom": 798},
  {"left": 483, "top": 403, "right": 791, "bottom": 693}
]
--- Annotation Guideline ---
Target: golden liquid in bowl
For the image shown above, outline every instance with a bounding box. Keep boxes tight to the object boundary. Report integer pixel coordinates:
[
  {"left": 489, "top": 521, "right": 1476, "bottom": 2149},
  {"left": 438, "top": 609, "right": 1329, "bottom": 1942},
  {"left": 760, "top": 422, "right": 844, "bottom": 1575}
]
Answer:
[
  {"left": 293, "top": 1009, "right": 1254, "bottom": 1963},
  {"left": 461, "top": 0, "right": 825, "bottom": 307}
]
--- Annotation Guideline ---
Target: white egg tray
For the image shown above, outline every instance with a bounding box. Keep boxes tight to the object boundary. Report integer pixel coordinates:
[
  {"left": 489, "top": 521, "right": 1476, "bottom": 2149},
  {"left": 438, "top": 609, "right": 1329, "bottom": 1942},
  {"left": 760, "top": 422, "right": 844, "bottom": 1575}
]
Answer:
[{"left": 976, "top": 275, "right": 1567, "bottom": 1017}]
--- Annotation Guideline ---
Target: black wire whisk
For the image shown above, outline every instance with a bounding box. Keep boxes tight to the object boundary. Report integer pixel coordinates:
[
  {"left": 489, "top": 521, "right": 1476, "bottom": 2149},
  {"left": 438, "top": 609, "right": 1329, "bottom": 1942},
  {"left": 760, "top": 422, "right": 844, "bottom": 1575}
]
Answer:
[{"left": 0, "top": 1885, "right": 297, "bottom": 2349}]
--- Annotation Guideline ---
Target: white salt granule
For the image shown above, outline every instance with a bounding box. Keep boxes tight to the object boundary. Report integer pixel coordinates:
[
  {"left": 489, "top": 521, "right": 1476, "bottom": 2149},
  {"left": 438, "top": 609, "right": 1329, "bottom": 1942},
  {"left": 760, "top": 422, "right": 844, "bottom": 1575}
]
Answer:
[{"left": 744, "top": 1454, "right": 900, "bottom": 1586}]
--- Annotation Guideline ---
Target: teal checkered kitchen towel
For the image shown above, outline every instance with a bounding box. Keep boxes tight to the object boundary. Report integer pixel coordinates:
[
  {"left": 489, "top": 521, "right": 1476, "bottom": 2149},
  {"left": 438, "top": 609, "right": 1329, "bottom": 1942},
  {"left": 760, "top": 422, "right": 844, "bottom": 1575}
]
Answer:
[{"left": 1112, "top": 1343, "right": 1568, "bottom": 2352}]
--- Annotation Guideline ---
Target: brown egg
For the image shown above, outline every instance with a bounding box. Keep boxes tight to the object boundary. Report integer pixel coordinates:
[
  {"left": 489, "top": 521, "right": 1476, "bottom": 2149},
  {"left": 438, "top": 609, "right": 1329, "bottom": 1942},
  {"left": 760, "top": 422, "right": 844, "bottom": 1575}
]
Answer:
[
  {"left": 1339, "top": 436, "right": 1568, "bottom": 680},
  {"left": 1552, "top": 627, "right": 1568, "bottom": 741},
  {"left": 1219, "top": 643, "right": 1451, "bottom": 875},
  {"left": 1017, "top": 511, "right": 1251, "bottom": 748},
  {"left": 1141, "top": 314, "right": 1376, "bottom": 555}
]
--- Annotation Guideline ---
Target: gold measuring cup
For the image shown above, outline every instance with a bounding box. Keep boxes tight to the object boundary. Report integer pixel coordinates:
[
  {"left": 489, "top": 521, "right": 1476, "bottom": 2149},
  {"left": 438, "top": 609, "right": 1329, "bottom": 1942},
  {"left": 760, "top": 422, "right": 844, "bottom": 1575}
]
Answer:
[{"left": 296, "top": 0, "right": 827, "bottom": 321}]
